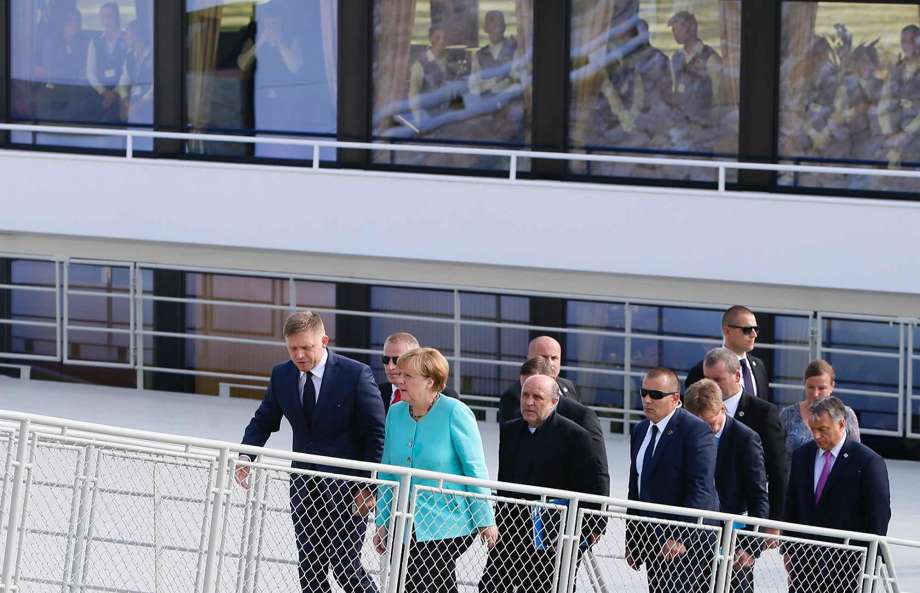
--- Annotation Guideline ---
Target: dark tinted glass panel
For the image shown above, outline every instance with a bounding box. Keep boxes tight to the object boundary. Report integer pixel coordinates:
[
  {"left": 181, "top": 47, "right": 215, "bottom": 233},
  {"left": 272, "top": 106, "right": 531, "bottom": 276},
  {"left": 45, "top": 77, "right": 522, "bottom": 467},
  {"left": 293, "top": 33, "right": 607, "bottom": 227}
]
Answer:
[
  {"left": 11, "top": 0, "right": 154, "bottom": 150},
  {"left": 778, "top": 2, "right": 920, "bottom": 193},
  {"left": 459, "top": 361, "right": 519, "bottom": 399},
  {"left": 567, "top": 301, "right": 625, "bottom": 330},
  {"left": 569, "top": 1, "right": 740, "bottom": 182},
  {"left": 568, "top": 369, "right": 625, "bottom": 408},
  {"left": 372, "top": 1, "right": 532, "bottom": 170},
  {"left": 822, "top": 318, "right": 900, "bottom": 352},
  {"left": 185, "top": 0, "right": 337, "bottom": 158},
  {"left": 370, "top": 287, "right": 453, "bottom": 317}
]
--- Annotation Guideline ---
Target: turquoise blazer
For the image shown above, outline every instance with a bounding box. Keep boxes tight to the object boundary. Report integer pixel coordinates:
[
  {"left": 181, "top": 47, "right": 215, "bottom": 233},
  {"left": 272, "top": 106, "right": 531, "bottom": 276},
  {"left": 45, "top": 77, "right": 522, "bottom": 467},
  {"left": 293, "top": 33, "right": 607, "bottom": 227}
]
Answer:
[{"left": 376, "top": 395, "right": 495, "bottom": 541}]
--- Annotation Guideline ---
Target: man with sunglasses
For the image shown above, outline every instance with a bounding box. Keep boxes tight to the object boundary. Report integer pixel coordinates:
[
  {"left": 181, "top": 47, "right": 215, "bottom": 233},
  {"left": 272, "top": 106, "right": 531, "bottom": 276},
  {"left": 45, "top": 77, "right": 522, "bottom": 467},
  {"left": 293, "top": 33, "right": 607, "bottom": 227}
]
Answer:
[
  {"left": 377, "top": 332, "right": 458, "bottom": 413},
  {"left": 626, "top": 367, "right": 718, "bottom": 593},
  {"left": 686, "top": 305, "right": 769, "bottom": 400}
]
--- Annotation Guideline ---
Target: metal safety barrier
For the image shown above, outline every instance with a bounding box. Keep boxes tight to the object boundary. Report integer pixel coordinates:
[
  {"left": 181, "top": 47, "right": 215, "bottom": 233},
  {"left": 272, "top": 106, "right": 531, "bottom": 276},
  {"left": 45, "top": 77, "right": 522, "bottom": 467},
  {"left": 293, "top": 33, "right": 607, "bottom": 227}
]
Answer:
[{"left": 0, "top": 409, "right": 915, "bottom": 593}]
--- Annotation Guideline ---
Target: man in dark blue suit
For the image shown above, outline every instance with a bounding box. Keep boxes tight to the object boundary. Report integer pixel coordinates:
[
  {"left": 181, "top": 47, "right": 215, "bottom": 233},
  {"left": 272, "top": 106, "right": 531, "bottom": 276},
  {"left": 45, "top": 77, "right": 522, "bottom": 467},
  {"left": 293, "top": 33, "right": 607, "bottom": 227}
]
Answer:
[
  {"left": 685, "top": 379, "right": 768, "bottom": 593},
  {"left": 783, "top": 397, "right": 890, "bottom": 593},
  {"left": 627, "top": 367, "right": 719, "bottom": 593},
  {"left": 237, "top": 311, "right": 385, "bottom": 593}
]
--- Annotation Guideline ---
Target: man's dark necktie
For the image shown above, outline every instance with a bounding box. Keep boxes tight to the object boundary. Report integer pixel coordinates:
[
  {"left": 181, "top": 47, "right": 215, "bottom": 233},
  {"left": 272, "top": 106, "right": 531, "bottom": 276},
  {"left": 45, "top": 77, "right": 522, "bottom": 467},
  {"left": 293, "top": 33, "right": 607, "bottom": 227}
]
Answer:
[
  {"left": 640, "top": 425, "right": 659, "bottom": 498},
  {"left": 303, "top": 371, "right": 316, "bottom": 423},
  {"left": 740, "top": 358, "right": 755, "bottom": 396}
]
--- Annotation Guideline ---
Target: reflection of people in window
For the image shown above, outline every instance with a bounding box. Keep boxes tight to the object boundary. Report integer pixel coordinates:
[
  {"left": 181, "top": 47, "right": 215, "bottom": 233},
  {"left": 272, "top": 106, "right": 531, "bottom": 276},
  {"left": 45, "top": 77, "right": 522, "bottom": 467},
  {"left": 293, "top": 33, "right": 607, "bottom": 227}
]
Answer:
[
  {"left": 121, "top": 20, "right": 153, "bottom": 124},
  {"left": 879, "top": 25, "right": 920, "bottom": 168},
  {"left": 409, "top": 25, "right": 455, "bottom": 127},
  {"left": 668, "top": 11, "right": 722, "bottom": 149},
  {"left": 237, "top": 14, "right": 304, "bottom": 81},
  {"left": 841, "top": 43, "right": 883, "bottom": 175},
  {"left": 39, "top": 8, "right": 90, "bottom": 121},
  {"left": 469, "top": 11, "right": 517, "bottom": 96},
  {"left": 86, "top": 2, "right": 127, "bottom": 123}
]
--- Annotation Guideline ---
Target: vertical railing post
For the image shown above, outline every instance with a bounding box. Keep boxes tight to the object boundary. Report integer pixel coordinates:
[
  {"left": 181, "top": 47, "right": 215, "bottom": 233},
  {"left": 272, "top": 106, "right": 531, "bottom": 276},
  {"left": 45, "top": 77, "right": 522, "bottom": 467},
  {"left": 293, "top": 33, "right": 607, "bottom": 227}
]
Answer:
[
  {"left": 556, "top": 499, "right": 580, "bottom": 593},
  {"left": 509, "top": 155, "right": 518, "bottom": 181},
  {"left": 712, "top": 519, "right": 735, "bottom": 593},
  {"left": 1, "top": 419, "right": 31, "bottom": 593},
  {"left": 385, "top": 474, "right": 412, "bottom": 593},
  {"left": 718, "top": 166, "right": 726, "bottom": 192},
  {"left": 452, "top": 290, "right": 461, "bottom": 395},
  {"left": 126, "top": 133, "right": 134, "bottom": 159},
  {"left": 239, "top": 466, "right": 263, "bottom": 593},
  {"left": 201, "top": 448, "right": 231, "bottom": 593},
  {"left": 861, "top": 539, "right": 880, "bottom": 593}
]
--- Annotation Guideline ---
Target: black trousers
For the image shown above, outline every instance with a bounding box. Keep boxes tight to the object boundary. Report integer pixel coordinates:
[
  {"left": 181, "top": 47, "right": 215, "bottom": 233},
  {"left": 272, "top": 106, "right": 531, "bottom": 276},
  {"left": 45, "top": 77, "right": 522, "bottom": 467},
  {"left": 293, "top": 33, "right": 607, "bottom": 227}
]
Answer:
[
  {"left": 479, "top": 505, "right": 560, "bottom": 593},
  {"left": 290, "top": 476, "right": 377, "bottom": 593},
  {"left": 404, "top": 534, "right": 476, "bottom": 593},
  {"left": 627, "top": 520, "right": 719, "bottom": 593}
]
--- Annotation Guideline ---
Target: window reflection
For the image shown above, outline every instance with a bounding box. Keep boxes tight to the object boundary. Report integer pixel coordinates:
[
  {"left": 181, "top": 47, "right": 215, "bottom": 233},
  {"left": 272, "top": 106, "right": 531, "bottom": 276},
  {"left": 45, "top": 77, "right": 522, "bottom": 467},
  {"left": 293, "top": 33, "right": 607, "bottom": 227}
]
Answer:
[
  {"left": 373, "top": 1, "right": 532, "bottom": 169},
  {"left": 11, "top": 0, "right": 154, "bottom": 149},
  {"left": 185, "top": 0, "right": 336, "bottom": 158},
  {"left": 569, "top": 1, "right": 740, "bottom": 181},
  {"left": 779, "top": 2, "right": 920, "bottom": 193}
]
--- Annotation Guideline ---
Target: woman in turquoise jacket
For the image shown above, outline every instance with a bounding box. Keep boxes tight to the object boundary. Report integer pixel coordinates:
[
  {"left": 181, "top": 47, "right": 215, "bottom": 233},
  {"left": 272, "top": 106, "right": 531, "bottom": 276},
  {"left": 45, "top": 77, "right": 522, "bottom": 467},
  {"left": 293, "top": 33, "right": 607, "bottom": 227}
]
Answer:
[{"left": 373, "top": 347, "right": 497, "bottom": 593}]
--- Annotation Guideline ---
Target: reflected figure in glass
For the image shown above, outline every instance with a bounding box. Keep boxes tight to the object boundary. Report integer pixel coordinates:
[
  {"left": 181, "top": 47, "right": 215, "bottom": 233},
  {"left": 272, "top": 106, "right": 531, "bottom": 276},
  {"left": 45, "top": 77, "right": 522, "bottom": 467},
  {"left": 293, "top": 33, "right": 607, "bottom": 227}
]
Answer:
[
  {"left": 841, "top": 43, "right": 884, "bottom": 184},
  {"left": 879, "top": 25, "right": 920, "bottom": 171},
  {"left": 667, "top": 11, "right": 723, "bottom": 153},
  {"left": 123, "top": 20, "right": 153, "bottom": 125},
  {"left": 409, "top": 24, "right": 460, "bottom": 129},
  {"left": 38, "top": 8, "right": 91, "bottom": 122},
  {"left": 86, "top": 2, "right": 128, "bottom": 123}
]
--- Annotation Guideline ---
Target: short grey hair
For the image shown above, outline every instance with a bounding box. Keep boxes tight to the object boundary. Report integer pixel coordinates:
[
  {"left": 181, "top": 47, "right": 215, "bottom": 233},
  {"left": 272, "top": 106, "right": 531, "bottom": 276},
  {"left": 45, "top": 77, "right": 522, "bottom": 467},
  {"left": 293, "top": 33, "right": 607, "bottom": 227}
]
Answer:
[
  {"left": 703, "top": 347, "right": 740, "bottom": 374},
  {"left": 283, "top": 311, "right": 325, "bottom": 338},
  {"left": 384, "top": 332, "right": 420, "bottom": 350},
  {"left": 810, "top": 396, "right": 847, "bottom": 423}
]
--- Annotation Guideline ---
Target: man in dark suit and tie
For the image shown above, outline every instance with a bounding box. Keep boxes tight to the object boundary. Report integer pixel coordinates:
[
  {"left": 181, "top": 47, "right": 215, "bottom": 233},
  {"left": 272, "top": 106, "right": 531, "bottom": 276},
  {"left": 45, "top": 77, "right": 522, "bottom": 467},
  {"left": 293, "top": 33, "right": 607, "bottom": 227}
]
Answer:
[
  {"left": 237, "top": 311, "right": 385, "bottom": 593},
  {"left": 685, "top": 305, "right": 769, "bottom": 400},
  {"left": 783, "top": 397, "right": 890, "bottom": 593},
  {"left": 703, "top": 347, "right": 787, "bottom": 523},
  {"left": 627, "top": 367, "right": 719, "bottom": 593},
  {"left": 377, "top": 331, "right": 457, "bottom": 413},
  {"left": 500, "top": 336, "right": 579, "bottom": 419},
  {"left": 685, "top": 378, "right": 768, "bottom": 593},
  {"left": 479, "top": 374, "right": 607, "bottom": 593}
]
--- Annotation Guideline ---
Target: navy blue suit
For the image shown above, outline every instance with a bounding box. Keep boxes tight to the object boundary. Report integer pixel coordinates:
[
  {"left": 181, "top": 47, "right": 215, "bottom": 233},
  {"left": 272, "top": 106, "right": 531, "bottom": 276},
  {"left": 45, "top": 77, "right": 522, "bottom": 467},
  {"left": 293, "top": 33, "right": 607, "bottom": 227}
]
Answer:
[
  {"left": 783, "top": 437, "right": 890, "bottom": 593},
  {"left": 627, "top": 408, "right": 719, "bottom": 593},
  {"left": 242, "top": 350, "right": 385, "bottom": 593},
  {"left": 715, "top": 416, "right": 768, "bottom": 593}
]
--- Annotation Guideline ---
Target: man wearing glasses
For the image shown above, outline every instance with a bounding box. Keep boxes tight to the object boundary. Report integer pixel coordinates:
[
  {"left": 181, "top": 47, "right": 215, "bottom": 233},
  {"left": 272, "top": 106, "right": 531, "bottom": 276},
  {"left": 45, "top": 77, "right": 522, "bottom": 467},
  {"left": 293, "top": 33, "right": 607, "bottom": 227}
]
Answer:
[
  {"left": 377, "top": 332, "right": 458, "bottom": 413},
  {"left": 685, "top": 305, "right": 769, "bottom": 399},
  {"left": 626, "top": 367, "right": 718, "bottom": 593}
]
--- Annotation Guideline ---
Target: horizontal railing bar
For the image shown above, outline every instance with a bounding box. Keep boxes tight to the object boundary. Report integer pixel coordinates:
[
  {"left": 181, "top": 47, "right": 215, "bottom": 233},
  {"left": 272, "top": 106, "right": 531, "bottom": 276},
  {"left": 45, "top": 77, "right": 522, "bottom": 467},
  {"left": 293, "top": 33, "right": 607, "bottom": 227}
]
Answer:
[
  {"left": 67, "top": 324, "right": 132, "bottom": 335},
  {"left": 0, "top": 283, "right": 57, "bottom": 293},
  {"left": 0, "top": 318, "right": 57, "bottom": 328},
  {"left": 66, "top": 288, "right": 132, "bottom": 299},
  {"left": 6, "top": 122, "right": 920, "bottom": 180},
  {"left": 819, "top": 347, "right": 901, "bottom": 359}
]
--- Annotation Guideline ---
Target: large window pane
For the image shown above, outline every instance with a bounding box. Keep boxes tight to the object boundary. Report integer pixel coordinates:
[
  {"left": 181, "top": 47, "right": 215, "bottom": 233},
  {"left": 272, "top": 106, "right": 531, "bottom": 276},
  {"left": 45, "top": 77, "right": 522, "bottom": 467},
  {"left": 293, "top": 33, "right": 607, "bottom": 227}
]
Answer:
[
  {"left": 11, "top": 0, "right": 154, "bottom": 150},
  {"left": 778, "top": 2, "right": 920, "bottom": 193},
  {"left": 569, "top": 1, "right": 740, "bottom": 182},
  {"left": 185, "top": 0, "right": 337, "bottom": 158},
  {"left": 372, "top": 1, "right": 532, "bottom": 169}
]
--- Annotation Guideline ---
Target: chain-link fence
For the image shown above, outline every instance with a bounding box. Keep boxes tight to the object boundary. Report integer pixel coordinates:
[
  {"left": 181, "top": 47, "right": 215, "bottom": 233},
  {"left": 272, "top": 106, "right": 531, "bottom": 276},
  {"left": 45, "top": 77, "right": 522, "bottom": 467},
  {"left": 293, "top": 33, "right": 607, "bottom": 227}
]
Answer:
[{"left": 0, "top": 414, "right": 914, "bottom": 593}]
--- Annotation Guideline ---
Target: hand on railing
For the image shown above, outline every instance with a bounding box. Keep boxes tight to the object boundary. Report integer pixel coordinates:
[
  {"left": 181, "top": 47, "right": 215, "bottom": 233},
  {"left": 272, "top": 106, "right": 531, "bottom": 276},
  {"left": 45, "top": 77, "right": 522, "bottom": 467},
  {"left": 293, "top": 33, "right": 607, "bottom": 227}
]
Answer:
[
  {"left": 234, "top": 459, "right": 252, "bottom": 490},
  {"left": 479, "top": 525, "right": 498, "bottom": 549},
  {"left": 352, "top": 486, "right": 375, "bottom": 518},
  {"left": 734, "top": 549, "right": 756, "bottom": 569},
  {"left": 763, "top": 527, "right": 781, "bottom": 549}
]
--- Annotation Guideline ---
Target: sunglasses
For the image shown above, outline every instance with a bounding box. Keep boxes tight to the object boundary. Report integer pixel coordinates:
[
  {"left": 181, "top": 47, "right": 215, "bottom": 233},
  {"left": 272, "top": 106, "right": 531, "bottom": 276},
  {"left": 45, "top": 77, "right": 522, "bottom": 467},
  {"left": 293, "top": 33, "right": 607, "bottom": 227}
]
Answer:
[
  {"left": 381, "top": 356, "right": 400, "bottom": 365},
  {"left": 728, "top": 324, "right": 759, "bottom": 336},
  {"left": 640, "top": 388, "right": 679, "bottom": 400}
]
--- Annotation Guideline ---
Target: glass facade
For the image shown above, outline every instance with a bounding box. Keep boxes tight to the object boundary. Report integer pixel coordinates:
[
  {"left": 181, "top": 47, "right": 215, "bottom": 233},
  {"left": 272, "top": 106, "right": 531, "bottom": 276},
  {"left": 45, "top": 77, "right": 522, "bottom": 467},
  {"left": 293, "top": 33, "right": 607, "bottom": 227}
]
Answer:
[
  {"left": 10, "top": 0, "right": 154, "bottom": 150},
  {"left": 779, "top": 2, "right": 920, "bottom": 192},
  {"left": 372, "top": 1, "right": 532, "bottom": 169},
  {"left": 569, "top": 0, "right": 740, "bottom": 181},
  {"left": 185, "top": 0, "right": 337, "bottom": 158}
]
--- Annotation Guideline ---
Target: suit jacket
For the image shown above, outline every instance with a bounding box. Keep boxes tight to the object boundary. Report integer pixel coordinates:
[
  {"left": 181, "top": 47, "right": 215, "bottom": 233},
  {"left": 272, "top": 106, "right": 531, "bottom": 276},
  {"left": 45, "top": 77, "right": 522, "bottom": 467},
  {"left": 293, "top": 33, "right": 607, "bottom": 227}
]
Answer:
[
  {"left": 734, "top": 392, "right": 787, "bottom": 520},
  {"left": 241, "top": 350, "right": 386, "bottom": 475},
  {"left": 628, "top": 407, "right": 720, "bottom": 518},
  {"left": 499, "top": 376, "right": 579, "bottom": 422},
  {"left": 376, "top": 396, "right": 494, "bottom": 541},
  {"left": 685, "top": 353, "right": 769, "bottom": 400},
  {"left": 784, "top": 437, "right": 890, "bottom": 538},
  {"left": 497, "top": 411, "right": 608, "bottom": 543},
  {"left": 716, "top": 416, "right": 768, "bottom": 519},
  {"left": 378, "top": 381, "right": 459, "bottom": 414}
]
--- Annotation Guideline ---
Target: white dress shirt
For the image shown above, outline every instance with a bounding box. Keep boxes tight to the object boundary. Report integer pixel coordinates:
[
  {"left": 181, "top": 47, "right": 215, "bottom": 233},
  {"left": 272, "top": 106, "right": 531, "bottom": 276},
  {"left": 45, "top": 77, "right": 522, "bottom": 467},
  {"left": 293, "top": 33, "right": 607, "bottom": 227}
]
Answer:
[
  {"left": 299, "top": 349, "right": 328, "bottom": 406},
  {"left": 723, "top": 388, "right": 743, "bottom": 419},
  {"left": 814, "top": 436, "right": 846, "bottom": 492},
  {"left": 722, "top": 341, "right": 757, "bottom": 397},
  {"left": 636, "top": 407, "right": 679, "bottom": 495}
]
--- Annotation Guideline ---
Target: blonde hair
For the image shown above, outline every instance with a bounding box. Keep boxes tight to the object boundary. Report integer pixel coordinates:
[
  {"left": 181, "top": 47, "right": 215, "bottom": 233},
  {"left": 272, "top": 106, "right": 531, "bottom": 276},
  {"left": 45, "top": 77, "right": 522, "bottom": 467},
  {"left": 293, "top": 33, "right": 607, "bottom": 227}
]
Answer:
[
  {"left": 684, "top": 379, "right": 723, "bottom": 415},
  {"left": 397, "top": 347, "right": 449, "bottom": 393}
]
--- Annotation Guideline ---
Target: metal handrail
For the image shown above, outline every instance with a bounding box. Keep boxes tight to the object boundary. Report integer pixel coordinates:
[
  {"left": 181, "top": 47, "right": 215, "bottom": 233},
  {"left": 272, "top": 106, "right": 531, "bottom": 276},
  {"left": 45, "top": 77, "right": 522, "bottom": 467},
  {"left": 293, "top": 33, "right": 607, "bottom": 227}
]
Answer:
[{"left": 4, "top": 122, "right": 920, "bottom": 191}]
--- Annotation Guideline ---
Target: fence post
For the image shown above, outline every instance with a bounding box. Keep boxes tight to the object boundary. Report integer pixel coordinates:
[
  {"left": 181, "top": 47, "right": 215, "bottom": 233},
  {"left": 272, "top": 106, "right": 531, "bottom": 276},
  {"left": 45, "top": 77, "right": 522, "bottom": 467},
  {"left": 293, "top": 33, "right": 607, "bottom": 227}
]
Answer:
[
  {"left": 557, "top": 498, "right": 580, "bottom": 593},
  {"left": 69, "top": 444, "right": 99, "bottom": 593},
  {"left": 201, "top": 447, "right": 231, "bottom": 593},
  {"left": 386, "top": 474, "right": 412, "bottom": 593},
  {"left": 862, "top": 539, "right": 880, "bottom": 593},
  {"left": 1, "top": 419, "right": 31, "bottom": 593},
  {"left": 712, "top": 520, "right": 734, "bottom": 593}
]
